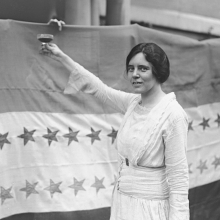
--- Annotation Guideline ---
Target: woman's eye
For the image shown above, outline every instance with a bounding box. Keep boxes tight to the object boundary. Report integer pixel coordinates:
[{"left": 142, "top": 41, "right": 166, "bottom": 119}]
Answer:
[
  {"left": 127, "top": 67, "right": 134, "bottom": 72},
  {"left": 139, "top": 67, "right": 148, "bottom": 72}
]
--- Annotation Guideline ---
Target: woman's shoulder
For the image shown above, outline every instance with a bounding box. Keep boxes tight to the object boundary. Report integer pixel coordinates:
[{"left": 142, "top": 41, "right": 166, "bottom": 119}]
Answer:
[
  {"left": 168, "top": 99, "right": 188, "bottom": 123},
  {"left": 127, "top": 93, "right": 141, "bottom": 106}
]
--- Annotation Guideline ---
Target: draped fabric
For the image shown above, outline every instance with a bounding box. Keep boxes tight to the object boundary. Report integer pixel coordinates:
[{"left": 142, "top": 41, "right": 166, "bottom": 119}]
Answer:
[{"left": 0, "top": 20, "right": 220, "bottom": 220}]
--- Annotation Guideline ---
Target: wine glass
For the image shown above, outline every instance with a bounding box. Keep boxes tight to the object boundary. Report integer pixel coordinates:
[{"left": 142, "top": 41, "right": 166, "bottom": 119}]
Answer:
[
  {"left": 37, "top": 34, "right": 54, "bottom": 45},
  {"left": 37, "top": 34, "right": 54, "bottom": 55}
]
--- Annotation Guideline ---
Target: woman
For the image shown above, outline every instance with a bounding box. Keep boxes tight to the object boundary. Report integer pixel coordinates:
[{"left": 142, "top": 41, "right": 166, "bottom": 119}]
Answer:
[{"left": 41, "top": 42, "right": 189, "bottom": 220}]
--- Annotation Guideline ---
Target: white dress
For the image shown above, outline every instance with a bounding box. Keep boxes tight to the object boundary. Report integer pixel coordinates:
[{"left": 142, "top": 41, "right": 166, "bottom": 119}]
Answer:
[{"left": 64, "top": 61, "right": 189, "bottom": 220}]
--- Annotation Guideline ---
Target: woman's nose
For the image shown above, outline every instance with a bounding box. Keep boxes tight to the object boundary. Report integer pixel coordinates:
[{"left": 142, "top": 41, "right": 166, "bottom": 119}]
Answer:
[{"left": 132, "top": 69, "right": 140, "bottom": 78}]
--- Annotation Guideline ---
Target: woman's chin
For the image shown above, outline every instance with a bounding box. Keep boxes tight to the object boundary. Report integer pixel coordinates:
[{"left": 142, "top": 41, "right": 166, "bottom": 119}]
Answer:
[{"left": 133, "top": 88, "right": 142, "bottom": 94}]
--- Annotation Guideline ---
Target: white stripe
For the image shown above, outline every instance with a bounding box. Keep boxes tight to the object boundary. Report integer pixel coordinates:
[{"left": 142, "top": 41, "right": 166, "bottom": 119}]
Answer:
[
  {"left": 185, "top": 102, "right": 220, "bottom": 188},
  {"left": 0, "top": 101, "right": 220, "bottom": 218},
  {"left": 0, "top": 112, "right": 121, "bottom": 219}
]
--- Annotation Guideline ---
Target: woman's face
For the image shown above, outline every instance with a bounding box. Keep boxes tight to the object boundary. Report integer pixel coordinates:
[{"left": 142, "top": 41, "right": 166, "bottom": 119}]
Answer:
[{"left": 127, "top": 52, "right": 159, "bottom": 95}]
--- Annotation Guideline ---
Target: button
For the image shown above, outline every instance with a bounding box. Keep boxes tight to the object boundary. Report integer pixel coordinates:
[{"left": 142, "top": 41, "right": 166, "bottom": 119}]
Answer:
[{"left": 125, "top": 158, "right": 129, "bottom": 166}]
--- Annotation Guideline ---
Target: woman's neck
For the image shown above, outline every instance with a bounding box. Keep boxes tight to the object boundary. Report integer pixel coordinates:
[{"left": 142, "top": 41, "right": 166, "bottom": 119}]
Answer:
[{"left": 140, "top": 86, "right": 166, "bottom": 108}]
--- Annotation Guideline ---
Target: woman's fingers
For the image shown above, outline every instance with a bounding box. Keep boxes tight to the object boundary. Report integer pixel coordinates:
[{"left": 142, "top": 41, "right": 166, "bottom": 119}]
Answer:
[
  {"left": 39, "top": 43, "right": 63, "bottom": 61},
  {"left": 40, "top": 44, "right": 52, "bottom": 56}
]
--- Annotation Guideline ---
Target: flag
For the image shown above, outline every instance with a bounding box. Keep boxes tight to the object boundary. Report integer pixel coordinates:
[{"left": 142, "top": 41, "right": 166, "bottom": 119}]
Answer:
[{"left": 0, "top": 20, "right": 220, "bottom": 220}]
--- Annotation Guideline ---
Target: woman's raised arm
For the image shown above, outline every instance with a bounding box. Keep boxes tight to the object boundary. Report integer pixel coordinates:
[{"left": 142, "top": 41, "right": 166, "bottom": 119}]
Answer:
[{"left": 40, "top": 43, "right": 137, "bottom": 114}]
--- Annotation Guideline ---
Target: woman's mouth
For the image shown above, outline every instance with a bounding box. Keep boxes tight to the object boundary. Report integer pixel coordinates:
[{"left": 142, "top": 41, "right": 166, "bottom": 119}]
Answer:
[{"left": 132, "top": 82, "right": 142, "bottom": 85}]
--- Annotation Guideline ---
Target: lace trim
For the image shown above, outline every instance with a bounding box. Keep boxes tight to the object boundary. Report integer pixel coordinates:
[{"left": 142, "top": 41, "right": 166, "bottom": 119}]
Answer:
[
  {"left": 134, "top": 103, "right": 152, "bottom": 114},
  {"left": 133, "top": 92, "right": 176, "bottom": 164}
]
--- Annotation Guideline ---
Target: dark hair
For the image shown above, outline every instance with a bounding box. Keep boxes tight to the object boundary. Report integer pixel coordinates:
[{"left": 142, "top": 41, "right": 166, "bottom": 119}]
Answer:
[{"left": 126, "top": 43, "right": 170, "bottom": 83}]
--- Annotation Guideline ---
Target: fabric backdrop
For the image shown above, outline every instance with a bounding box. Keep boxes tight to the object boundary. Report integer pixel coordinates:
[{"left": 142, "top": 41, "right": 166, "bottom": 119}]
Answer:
[{"left": 0, "top": 20, "right": 220, "bottom": 220}]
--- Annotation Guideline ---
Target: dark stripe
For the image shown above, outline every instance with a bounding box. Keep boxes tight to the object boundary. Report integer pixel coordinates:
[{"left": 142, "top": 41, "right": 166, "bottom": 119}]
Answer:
[
  {"left": 2, "top": 207, "right": 111, "bottom": 220},
  {"left": 0, "top": 88, "right": 110, "bottom": 114},
  {"left": 0, "top": 83, "right": 220, "bottom": 114},
  {"left": 0, "top": 21, "right": 220, "bottom": 114},
  {"left": 189, "top": 179, "right": 220, "bottom": 220}
]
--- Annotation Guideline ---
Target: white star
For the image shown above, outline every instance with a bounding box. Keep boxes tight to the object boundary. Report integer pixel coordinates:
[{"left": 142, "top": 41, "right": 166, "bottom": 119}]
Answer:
[
  {"left": 197, "top": 160, "right": 208, "bottom": 174},
  {"left": 20, "top": 180, "right": 39, "bottom": 198},
  {"left": 107, "top": 127, "right": 118, "bottom": 144},
  {"left": 212, "top": 156, "right": 220, "bottom": 169},
  {"left": 188, "top": 163, "right": 193, "bottom": 174},
  {"left": 0, "top": 132, "right": 10, "bottom": 150},
  {"left": 0, "top": 186, "right": 13, "bottom": 205},
  {"left": 18, "top": 127, "right": 35, "bottom": 146},
  {"left": 44, "top": 179, "right": 62, "bottom": 198},
  {"left": 86, "top": 127, "right": 101, "bottom": 144},
  {"left": 91, "top": 176, "right": 105, "bottom": 193},
  {"left": 63, "top": 128, "right": 79, "bottom": 145},
  {"left": 43, "top": 128, "right": 59, "bottom": 146},
  {"left": 69, "top": 178, "right": 86, "bottom": 196}
]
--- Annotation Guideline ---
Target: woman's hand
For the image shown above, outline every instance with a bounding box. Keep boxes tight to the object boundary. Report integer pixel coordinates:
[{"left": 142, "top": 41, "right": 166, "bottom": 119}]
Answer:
[
  {"left": 40, "top": 43, "right": 76, "bottom": 72},
  {"left": 40, "top": 43, "right": 66, "bottom": 62}
]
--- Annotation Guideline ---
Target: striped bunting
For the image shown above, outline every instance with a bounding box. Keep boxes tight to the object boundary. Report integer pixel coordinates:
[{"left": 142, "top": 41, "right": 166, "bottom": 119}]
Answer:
[{"left": 0, "top": 20, "right": 220, "bottom": 219}]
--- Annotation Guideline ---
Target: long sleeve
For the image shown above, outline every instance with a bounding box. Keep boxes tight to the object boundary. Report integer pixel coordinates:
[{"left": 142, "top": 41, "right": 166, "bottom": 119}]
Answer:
[
  {"left": 63, "top": 60, "right": 137, "bottom": 114},
  {"left": 164, "top": 113, "right": 190, "bottom": 220}
]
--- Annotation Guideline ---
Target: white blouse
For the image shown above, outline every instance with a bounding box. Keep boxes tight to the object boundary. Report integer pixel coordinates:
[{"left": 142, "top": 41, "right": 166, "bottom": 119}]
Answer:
[{"left": 64, "top": 61, "right": 189, "bottom": 220}]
